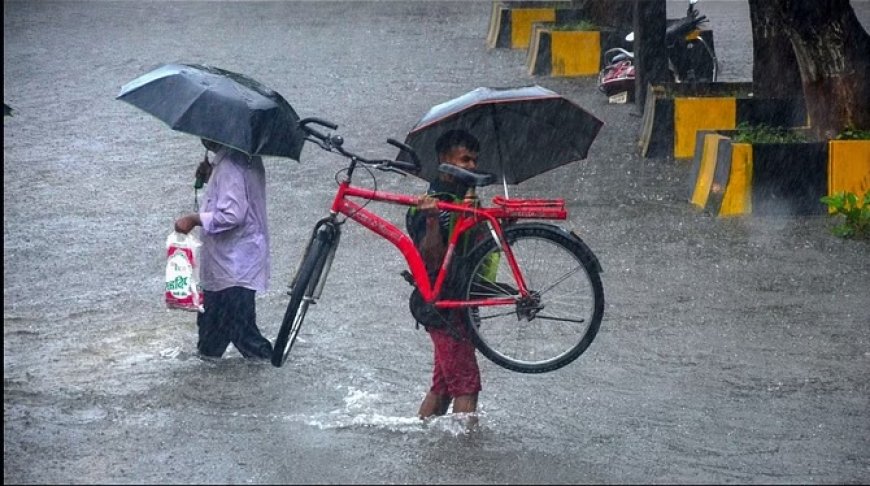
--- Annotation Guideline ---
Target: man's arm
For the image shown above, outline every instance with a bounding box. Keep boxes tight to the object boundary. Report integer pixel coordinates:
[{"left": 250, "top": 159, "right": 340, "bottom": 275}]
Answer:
[
  {"left": 419, "top": 213, "right": 446, "bottom": 273},
  {"left": 417, "top": 195, "right": 446, "bottom": 274}
]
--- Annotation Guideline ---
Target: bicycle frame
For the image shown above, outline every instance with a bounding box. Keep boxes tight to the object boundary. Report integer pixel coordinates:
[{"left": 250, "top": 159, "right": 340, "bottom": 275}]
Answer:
[
  {"left": 275, "top": 120, "right": 605, "bottom": 372},
  {"left": 327, "top": 179, "right": 567, "bottom": 310}
]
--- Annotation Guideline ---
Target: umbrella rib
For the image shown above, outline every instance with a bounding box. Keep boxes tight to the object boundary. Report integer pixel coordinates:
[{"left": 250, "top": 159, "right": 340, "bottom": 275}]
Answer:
[
  {"left": 168, "top": 85, "right": 210, "bottom": 130},
  {"left": 490, "top": 103, "right": 508, "bottom": 183}
]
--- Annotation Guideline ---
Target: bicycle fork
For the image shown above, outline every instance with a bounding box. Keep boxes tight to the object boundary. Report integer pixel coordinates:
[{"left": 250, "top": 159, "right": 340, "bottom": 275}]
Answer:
[{"left": 289, "top": 217, "right": 341, "bottom": 302}]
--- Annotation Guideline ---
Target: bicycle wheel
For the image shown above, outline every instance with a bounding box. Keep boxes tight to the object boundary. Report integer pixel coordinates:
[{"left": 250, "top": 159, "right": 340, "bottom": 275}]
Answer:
[
  {"left": 460, "top": 223, "right": 604, "bottom": 373},
  {"left": 271, "top": 234, "right": 330, "bottom": 367}
]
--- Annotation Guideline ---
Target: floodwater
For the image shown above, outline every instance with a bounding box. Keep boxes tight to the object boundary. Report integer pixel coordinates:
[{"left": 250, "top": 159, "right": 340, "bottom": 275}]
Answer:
[{"left": 4, "top": 1, "right": 870, "bottom": 483}]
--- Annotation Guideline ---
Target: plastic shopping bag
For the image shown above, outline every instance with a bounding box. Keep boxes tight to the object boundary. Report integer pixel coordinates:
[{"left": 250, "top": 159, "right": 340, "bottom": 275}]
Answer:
[{"left": 165, "top": 230, "right": 204, "bottom": 312}]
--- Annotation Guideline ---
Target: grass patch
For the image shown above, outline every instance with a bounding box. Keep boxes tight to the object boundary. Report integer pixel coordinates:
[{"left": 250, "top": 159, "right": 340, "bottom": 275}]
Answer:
[
  {"left": 731, "top": 122, "right": 808, "bottom": 144},
  {"left": 834, "top": 127, "right": 870, "bottom": 140}
]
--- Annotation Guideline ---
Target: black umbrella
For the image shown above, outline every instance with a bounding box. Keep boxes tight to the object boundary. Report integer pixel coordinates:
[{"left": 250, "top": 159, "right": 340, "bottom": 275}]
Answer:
[
  {"left": 398, "top": 85, "right": 604, "bottom": 185},
  {"left": 117, "top": 63, "right": 305, "bottom": 159}
]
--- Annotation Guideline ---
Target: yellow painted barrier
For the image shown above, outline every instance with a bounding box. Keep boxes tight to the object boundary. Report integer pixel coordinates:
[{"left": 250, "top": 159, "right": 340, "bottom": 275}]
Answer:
[
  {"left": 550, "top": 31, "right": 600, "bottom": 76},
  {"left": 690, "top": 133, "right": 726, "bottom": 209},
  {"left": 673, "top": 97, "right": 736, "bottom": 159},
  {"left": 828, "top": 140, "right": 870, "bottom": 208},
  {"left": 719, "top": 143, "right": 753, "bottom": 216},
  {"left": 511, "top": 8, "right": 555, "bottom": 49}
]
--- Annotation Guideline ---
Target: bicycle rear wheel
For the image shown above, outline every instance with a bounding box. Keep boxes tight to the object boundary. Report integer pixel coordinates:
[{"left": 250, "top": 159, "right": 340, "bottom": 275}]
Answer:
[
  {"left": 460, "top": 224, "right": 604, "bottom": 373},
  {"left": 271, "top": 232, "right": 330, "bottom": 367}
]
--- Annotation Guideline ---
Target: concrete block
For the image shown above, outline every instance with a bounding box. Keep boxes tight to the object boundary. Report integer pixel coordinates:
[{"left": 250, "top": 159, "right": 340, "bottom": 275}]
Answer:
[
  {"left": 688, "top": 130, "right": 830, "bottom": 216},
  {"left": 827, "top": 140, "right": 870, "bottom": 207},
  {"left": 639, "top": 82, "right": 807, "bottom": 159}
]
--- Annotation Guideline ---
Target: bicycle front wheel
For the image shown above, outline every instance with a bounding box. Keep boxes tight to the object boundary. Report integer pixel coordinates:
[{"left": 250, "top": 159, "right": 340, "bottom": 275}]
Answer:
[
  {"left": 460, "top": 224, "right": 604, "bottom": 373},
  {"left": 271, "top": 234, "right": 329, "bottom": 368}
]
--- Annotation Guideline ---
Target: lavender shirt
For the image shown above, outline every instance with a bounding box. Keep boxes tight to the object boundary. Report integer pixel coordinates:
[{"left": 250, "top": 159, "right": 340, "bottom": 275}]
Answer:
[{"left": 198, "top": 147, "right": 270, "bottom": 292}]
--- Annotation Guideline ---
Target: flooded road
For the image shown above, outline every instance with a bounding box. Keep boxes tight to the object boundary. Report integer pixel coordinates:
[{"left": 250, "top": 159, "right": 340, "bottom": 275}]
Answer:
[{"left": 5, "top": 1, "right": 870, "bottom": 483}]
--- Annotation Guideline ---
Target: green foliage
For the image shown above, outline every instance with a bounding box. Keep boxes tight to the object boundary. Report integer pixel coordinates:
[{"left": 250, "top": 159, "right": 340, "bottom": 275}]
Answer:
[
  {"left": 820, "top": 190, "right": 870, "bottom": 239},
  {"left": 731, "top": 122, "right": 808, "bottom": 144},
  {"left": 834, "top": 127, "right": 870, "bottom": 140},
  {"left": 553, "top": 20, "right": 597, "bottom": 31}
]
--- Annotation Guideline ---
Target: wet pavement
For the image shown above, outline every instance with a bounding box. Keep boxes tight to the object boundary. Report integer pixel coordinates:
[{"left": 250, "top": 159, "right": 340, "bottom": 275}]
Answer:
[{"left": 4, "top": 1, "right": 870, "bottom": 483}]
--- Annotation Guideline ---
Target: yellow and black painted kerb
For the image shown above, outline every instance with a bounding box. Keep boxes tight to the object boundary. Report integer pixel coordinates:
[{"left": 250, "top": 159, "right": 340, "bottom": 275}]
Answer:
[
  {"left": 649, "top": 83, "right": 809, "bottom": 159},
  {"left": 828, "top": 140, "right": 870, "bottom": 209},
  {"left": 640, "top": 83, "right": 743, "bottom": 159},
  {"left": 690, "top": 130, "right": 830, "bottom": 216},
  {"left": 639, "top": 82, "right": 807, "bottom": 159},
  {"left": 487, "top": 1, "right": 591, "bottom": 50},
  {"left": 688, "top": 131, "right": 731, "bottom": 211},
  {"left": 527, "top": 27, "right": 630, "bottom": 77}
]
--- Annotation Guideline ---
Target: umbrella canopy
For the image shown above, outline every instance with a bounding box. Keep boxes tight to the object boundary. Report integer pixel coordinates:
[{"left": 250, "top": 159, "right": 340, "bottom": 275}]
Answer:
[
  {"left": 398, "top": 85, "right": 603, "bottom": 184},
  {"left": 117, "top": 63, "right": 305, "bottom": 159}
]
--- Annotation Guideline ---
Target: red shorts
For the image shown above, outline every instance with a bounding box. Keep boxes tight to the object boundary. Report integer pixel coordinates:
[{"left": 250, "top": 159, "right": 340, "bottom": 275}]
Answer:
[{"left": 428, "top": 326, "right": 481, "bottom": 397}]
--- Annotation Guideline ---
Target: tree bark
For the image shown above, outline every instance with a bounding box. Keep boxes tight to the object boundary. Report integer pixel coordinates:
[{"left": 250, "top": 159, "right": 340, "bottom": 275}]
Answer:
[
  {"left": 747, "top": 0, "right": 802, "bottom": 99},
  {"left": 760, "top": 0, "right": 870, "bottom": 139}
]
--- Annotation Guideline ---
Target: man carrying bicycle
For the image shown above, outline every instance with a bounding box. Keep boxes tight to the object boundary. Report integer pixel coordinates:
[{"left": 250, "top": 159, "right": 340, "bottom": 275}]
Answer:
[{"left": 407, "top": 129, "right": 487, "bottom": 421}]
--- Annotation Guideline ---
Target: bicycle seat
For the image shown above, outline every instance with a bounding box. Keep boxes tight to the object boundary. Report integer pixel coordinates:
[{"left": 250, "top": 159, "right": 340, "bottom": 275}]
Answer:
[{"left": 438, "top": 164, "right": 496, "bottom": 187}]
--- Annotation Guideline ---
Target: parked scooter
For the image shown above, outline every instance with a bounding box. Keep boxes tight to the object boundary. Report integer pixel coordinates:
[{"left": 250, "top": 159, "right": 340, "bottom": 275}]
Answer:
[
  {"left": 598, "top": 0, "right": 719, "bottom": 100},
  {"left": 597, "top": 47, "right": 635, "bottom": 99}
]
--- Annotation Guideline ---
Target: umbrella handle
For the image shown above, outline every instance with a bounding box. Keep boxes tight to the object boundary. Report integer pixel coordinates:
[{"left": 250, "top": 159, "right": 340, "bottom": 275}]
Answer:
[
  {"left": 194, "top": 149, "right": 210, "bottom": 189},
  {"left": 193, "top": 149, "right": 210, "bottom": 211}
]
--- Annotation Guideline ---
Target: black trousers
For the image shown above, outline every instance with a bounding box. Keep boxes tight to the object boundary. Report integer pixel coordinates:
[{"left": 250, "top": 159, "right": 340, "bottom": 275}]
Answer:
[{"left": 197, "top": 287, "right": 272, "bottom": 359}]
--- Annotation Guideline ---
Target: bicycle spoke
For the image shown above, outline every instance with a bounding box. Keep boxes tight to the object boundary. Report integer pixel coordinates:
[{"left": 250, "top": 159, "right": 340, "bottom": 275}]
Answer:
[
  {"left": 471, "top": 278, "right": 518, "bottom": 297},
  {"left": 476, "top": 309, "right": 518, "bottom": 320},
  {"left": 536, "top": 265, "right": 583, "bottom": 296},
  {"left": 533, "top": 314, "right": 586, "bottom": 324}
]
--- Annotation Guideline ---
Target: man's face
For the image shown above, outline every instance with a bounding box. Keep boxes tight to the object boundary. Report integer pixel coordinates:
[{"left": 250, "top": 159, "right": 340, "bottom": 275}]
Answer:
[{"left": 441, "top": 145, "right": 478, "bottom": 170}]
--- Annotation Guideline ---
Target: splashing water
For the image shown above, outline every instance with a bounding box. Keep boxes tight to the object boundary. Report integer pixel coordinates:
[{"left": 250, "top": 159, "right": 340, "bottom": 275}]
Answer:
[{"left": 302, "top": 386, "right": 483, "bottom": 436}]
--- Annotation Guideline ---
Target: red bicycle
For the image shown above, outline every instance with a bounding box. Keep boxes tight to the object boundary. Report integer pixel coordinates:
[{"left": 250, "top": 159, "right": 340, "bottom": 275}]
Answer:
[{"left": 272, "top": 118, "right": 604, "bottom": 373}]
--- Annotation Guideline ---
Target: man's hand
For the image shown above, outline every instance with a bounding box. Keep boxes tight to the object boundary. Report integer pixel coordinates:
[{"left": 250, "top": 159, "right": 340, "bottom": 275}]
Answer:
[
  {"left": 418, "top": 194, "right": 442, "bottom": 230},
  {"left": 174, "top": 213, "right": 201, "bottom": 234},
  {"left": 417, "top": 194, "right": 439, "bottom": 214},
  {"left": 194, "top": 158, "right": 212, "bottom": 189}
]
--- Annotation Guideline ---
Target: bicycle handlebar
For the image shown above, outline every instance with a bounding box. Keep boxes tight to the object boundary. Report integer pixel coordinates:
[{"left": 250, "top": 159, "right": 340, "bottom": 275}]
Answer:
[
  {"left": 298, "top": 117, "right": 422, "bottom": 176},
  {"left": 386, "top": 138, "right": 421, "bottom": 174},
  {"left": 299, "top": 117, "right": 337, "bottom": 141}
]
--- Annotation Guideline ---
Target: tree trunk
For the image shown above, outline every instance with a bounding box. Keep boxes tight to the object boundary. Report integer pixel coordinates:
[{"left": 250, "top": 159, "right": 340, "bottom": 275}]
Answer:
[
  {"left": 747, "top": 0, "right": 802, "bottom": 99},
  {"left": 632, "top": 0, "right": 669, "bottom": 110},
  {"left": 764, "top": 0, "right": 870, "bottom": 139}
]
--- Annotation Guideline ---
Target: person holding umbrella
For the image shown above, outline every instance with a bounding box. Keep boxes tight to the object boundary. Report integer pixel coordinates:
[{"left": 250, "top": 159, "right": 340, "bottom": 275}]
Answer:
[
  {"left": 118, "top": 63, "right": 309, "bottom": 361},
  {"left": 174, "top": 139, "right": 273, "bottom": 361},
  {"left": 407, "top": 129, "right": 488, "bottom": 422}
]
